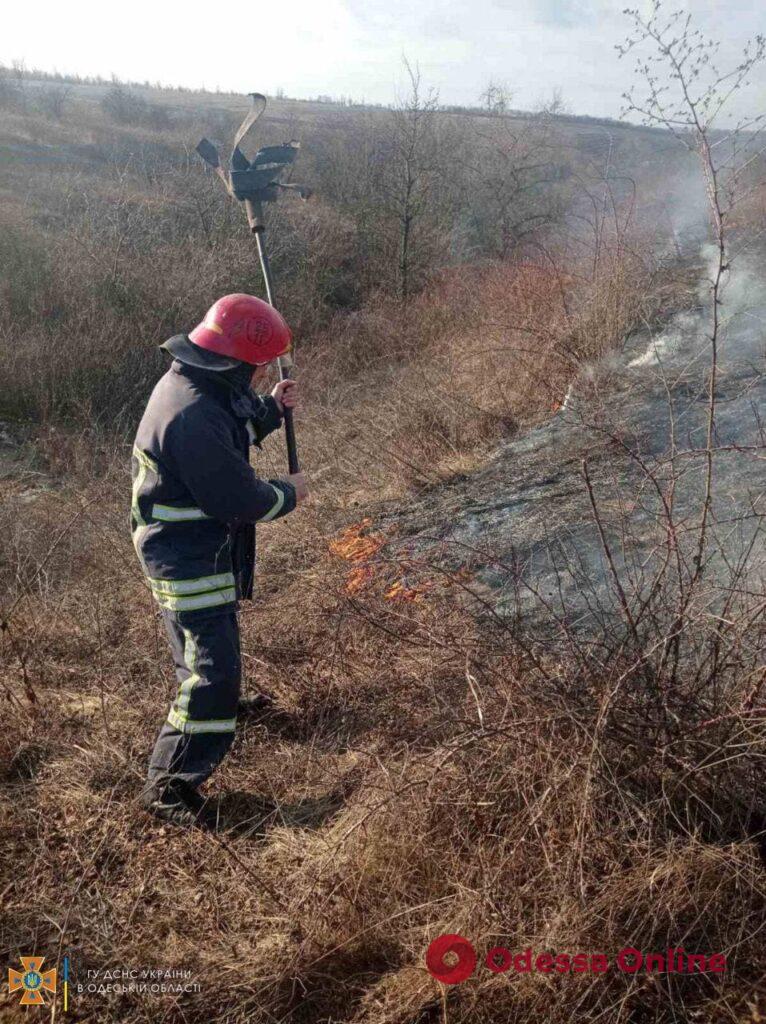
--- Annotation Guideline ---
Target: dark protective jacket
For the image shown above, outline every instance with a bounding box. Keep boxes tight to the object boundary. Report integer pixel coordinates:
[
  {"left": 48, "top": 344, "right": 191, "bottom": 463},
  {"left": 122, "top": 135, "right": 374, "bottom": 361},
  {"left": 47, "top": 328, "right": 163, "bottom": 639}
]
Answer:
[{"left": 131, "top": 351, "right": 296, "bottom": 615}]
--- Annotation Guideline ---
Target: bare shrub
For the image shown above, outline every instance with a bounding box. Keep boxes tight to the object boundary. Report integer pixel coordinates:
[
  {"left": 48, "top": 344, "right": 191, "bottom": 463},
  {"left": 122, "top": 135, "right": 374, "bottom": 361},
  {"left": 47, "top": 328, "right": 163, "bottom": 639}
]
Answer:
[
  {"left": 0, "top": 66, "right": 24, "bottom": 110},
  {"left": 100, "top": 84, "right": 172, "bottom": 130},
  {"left": 35, "top": 83, "right": 70, "bottom": 120},
  {"left": 0, "top": 222, "right": 52, "bottom": 322}
]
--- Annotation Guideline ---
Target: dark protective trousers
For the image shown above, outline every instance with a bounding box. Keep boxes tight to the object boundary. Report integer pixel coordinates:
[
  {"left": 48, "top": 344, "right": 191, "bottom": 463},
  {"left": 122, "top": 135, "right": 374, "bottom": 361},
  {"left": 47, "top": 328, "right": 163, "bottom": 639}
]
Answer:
[{"left": 148, "top": 608, "right": 241, "bottom": 789}]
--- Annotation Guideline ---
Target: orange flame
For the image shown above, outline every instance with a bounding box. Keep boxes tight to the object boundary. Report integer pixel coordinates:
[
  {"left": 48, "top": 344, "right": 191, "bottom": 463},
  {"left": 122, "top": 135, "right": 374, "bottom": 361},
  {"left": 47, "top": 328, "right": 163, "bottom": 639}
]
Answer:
[
  {"left": 330, "top": 519, "right": 386, "bottom": 595},
  {"left": 331, "top": 520, "right": 471, "bottom": 601},
  {"left": 329, "top": 519, "right": 385, "bottom": 563},
  {"left": 346, "top": 566, "right": 376, "bottom": 594},
  {"left": 384, "top": 580, "right": 430, "bottom": 602}
]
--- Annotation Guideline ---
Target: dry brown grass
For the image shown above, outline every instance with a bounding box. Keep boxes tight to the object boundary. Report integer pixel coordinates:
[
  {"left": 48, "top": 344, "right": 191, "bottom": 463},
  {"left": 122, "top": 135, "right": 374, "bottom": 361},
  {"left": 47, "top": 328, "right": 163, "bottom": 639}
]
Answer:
[
  {"left": 2, "top": 478, "right": 766, "bottom": 1023},
  {"left": 3, "top": 80, "right": 766, "bottom": 1023},
  {"left": 3, "top": 234, "right": 766, "bottom": 1024},
  {"left": 291, "top": 242, "right": 675, "bottom": 502}
]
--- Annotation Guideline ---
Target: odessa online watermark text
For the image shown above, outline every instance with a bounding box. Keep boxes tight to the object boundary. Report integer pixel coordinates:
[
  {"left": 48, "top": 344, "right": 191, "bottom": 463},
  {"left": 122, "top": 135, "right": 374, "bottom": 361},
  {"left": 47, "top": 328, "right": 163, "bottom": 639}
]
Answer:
[{"left": 425, "top": 934, "right": 726, "bottom": 985}]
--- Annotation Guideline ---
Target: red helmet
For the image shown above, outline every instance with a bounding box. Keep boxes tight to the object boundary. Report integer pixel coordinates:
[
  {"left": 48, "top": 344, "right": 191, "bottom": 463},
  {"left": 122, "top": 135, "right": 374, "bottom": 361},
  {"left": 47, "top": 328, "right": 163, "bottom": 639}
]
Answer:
[{"left": 189, "top": 294, "right": 292, "bottom": 366}]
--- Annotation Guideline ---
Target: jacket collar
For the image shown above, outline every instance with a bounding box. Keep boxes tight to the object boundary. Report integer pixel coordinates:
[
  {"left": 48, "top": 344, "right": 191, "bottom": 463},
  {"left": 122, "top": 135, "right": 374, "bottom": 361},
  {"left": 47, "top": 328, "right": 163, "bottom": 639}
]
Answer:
[
  {"left": 172, "top": 360, "right": 270, "bottom": 424},
  {"left": 161, "top": 333, "right": 240, "bottom": 371}
]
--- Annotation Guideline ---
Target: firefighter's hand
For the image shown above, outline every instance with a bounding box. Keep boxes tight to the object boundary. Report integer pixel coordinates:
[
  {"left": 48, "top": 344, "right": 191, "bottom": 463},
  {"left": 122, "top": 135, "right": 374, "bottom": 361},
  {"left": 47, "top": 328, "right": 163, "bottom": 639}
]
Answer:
[
  {"left": 271, "top": 379, "right": 298, "bottom": 414},
  {"left": 285, "top": 472, "right": 309, "bottom": 504}
]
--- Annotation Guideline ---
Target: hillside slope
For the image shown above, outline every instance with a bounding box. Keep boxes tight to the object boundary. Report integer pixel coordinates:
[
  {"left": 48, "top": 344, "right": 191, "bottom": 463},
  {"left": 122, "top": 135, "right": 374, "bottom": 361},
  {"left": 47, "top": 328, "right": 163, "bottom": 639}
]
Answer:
[
  {"left": 389, "top": 250, "right": 766, "bottom": 638},
  {"left": 2, "top": 75, "right": 766, "bottom": 1024}
]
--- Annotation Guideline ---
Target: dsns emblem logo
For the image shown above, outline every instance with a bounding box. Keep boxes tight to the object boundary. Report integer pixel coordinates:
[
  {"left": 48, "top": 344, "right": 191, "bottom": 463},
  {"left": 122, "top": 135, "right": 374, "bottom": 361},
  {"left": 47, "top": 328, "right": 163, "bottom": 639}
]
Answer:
[{"left": 8, "top": 956, "right": 57, "bottom": 1005}]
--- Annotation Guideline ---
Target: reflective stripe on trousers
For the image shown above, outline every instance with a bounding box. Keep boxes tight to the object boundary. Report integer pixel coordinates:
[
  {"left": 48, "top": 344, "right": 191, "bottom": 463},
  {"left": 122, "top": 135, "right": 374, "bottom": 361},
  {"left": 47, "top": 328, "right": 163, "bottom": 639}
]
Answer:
[
  {"left": 147, "top": 607, "right": 241, "bottom": 787},
  {"left": 146, "top": 572, "right": 237, "bottom": 612}
]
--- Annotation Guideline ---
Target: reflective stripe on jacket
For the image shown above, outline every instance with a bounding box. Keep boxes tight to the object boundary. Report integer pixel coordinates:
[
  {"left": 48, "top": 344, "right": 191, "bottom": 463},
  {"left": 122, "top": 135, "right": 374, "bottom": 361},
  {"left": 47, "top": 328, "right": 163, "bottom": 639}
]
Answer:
[{"left": 131, "top": 360, "right": 296, "bottom": 614}]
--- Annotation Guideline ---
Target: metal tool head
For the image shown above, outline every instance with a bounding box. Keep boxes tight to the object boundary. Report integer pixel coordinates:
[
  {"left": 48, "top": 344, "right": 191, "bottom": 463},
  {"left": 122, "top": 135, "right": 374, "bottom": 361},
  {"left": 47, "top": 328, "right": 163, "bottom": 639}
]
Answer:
[
  {"left": 195, "top": 93, "right": 310, "bottom": 206},
  {"left": 196, "top": 137, "right": 221, "bottom": 169},
  {"left": 196, "top": 137, "right": 232, "bottom": 193},
  {"left": 230, "top": 141, "right": 303, "bottom": 202}
]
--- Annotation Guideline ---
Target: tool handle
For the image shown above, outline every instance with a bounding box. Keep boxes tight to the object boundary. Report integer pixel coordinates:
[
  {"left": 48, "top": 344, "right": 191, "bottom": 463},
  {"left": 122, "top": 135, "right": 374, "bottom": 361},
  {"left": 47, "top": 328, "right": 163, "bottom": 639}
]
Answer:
[
  {"left": 245, "top": 199, "right": 263, "bottom": 233},
  {"left": 282, "top": 406, "right": 300, "bottom": 474},
  {"left": 253, "top": 214, "right": 300, "bottom": 474}
]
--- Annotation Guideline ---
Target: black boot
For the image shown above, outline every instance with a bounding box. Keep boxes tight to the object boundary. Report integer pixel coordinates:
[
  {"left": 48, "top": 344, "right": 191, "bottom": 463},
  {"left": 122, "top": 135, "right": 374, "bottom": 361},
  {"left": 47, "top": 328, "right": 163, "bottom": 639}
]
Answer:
[
  {"left": 140, "top": 778, "right": 213, "bottom": 829},
  {"left": 237, "top": 692, "right": 276, "bottom": 719}
]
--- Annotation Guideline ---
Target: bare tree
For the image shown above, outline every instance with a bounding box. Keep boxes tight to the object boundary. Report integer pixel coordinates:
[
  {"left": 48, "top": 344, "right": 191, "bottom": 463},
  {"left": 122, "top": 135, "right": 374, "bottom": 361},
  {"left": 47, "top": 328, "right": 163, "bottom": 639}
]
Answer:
[
  {"left": 36, "top": 84, "right": 71, "bottom": 120},
  {"left": 383, "top": 60, "right": 443, "bottom": 302},
  {"left": 479, "top": 79, "right": 513, "bottom": 115},
  {"left": 541, "top": 86, "right": 568, "bottom": 118},
  {"left": 620, "top": 3, "right": 765, "bottom": 590},
  {"left": 466, "top": 106, "right": 568, "bottom": 260}
]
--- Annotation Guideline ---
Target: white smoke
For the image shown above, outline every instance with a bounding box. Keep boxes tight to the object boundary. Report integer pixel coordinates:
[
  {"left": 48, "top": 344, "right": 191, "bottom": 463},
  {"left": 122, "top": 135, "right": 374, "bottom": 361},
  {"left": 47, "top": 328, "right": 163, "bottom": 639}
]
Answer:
[
  {"left": 627, "top": 310, "right": 700, "bottom": 369},
  {"left": 629, "top": 240, "right": 766, "bottom": 370}
]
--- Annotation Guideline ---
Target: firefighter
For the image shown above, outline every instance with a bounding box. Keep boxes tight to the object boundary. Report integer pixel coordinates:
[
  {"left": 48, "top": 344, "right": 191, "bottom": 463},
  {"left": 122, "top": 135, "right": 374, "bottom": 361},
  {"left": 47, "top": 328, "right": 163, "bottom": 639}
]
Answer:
[{"left": 131, "top": 293, "right": 307, "bottom": 827}]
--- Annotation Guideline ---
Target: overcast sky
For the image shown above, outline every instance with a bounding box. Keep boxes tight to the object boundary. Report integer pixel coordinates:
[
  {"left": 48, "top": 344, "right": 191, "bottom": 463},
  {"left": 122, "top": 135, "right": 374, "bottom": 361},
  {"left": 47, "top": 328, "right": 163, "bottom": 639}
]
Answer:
[{"left": 3, "top": 0, "right": 764, "bottom": 119}]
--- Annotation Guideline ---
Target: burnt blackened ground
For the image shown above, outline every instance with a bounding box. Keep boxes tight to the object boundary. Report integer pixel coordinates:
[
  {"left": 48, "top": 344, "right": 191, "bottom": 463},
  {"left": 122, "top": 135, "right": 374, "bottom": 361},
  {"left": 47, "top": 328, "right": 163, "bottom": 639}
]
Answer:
[{"left": 387, "top": 249, "right": 766, "bottom": 640}]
